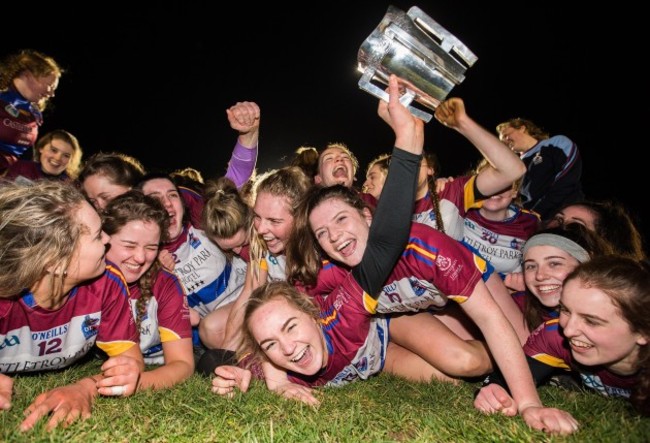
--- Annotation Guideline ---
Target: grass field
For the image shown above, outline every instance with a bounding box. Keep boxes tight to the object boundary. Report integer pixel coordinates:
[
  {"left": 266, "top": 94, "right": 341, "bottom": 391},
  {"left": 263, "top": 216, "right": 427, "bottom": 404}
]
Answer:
[{"left": 2, "top": 360, "right": 649, "bottom": 442}]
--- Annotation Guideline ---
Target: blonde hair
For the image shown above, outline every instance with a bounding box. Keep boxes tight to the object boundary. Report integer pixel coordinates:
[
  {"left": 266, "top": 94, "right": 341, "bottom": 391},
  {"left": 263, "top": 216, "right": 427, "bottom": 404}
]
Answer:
[{"left": 0, "top": 181, "right": 86, "bottom": 298}]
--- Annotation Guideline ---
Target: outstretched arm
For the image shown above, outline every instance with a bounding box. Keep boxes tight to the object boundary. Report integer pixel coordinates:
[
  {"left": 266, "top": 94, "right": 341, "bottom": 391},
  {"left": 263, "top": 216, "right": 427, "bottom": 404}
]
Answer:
[
  {"left": 435, "top": 98, "right": 525, "bottom": 197},
  {"left": 462, "top": 282, "right": 579, "bottom": 435}
]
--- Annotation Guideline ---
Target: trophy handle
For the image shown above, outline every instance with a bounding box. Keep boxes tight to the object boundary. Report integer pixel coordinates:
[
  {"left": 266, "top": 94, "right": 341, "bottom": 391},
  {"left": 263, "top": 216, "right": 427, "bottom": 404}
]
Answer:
[
  {"left": 358, "top": 68, "right": 434, "bottom": 123},
  {"left": 407, "top": 7, "right": 478, "bottom": 69}
]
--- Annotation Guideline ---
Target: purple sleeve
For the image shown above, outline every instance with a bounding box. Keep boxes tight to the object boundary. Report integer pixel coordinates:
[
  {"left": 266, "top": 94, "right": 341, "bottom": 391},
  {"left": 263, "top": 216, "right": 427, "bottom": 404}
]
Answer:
[{"left": 224, "top": 141, "right": 257, "bottom": 189}]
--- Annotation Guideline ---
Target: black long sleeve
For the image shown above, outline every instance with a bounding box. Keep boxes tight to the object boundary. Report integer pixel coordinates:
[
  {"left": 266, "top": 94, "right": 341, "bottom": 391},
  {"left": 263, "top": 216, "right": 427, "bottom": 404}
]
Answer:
[{"left": 352, "top": 146, "right": 421, "bottom": 298}]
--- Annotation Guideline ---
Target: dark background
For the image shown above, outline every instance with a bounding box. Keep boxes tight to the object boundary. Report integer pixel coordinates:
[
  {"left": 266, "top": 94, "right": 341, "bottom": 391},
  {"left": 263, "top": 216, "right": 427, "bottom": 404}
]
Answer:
[{"left": 4, "top": 2, "right": 647, "bottom": 246}]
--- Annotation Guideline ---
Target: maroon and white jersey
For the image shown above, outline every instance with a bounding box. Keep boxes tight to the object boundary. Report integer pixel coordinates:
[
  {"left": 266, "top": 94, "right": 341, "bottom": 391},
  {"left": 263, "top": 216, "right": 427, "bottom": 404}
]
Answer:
[
  {"left": 525, "top": 319, "right": 636, "bottom": 398},
  {"left": 413, "top": 175, "right": 481, "bottom": 240},
  {"left": 289, "top": 272, "right": 389, "bottom": 388},
  {"left": 129, "top": 269, "right": 192, "bottom": 365},
  {"left": 463, "top": 205, "right": 539, "bottom": 274},
  {"left": 0, "top": 262, "right": 138, "bottom": 374},
  {"left": 311, "top": 223, "right": 486, "bottom": 313}
]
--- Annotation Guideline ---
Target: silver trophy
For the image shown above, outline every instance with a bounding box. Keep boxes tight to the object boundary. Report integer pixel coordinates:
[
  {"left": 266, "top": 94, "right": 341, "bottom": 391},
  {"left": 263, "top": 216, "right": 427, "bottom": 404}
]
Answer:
[{"left": 358, "top": 5, "right": 478, "bottom": 122}]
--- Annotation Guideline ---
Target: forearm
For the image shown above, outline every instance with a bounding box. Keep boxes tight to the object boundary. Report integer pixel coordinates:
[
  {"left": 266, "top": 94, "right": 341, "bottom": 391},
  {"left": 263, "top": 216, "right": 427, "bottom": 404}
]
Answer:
[
  {"left": 137, "top": 360, "right": 194, "bottom": 391},
  {"left": 225, "top": 141, "right": 258, "bottom": 189},
  {"left": 356, "top": 147, "right": 420, "bottom": 296},
  {"left": 456, "top": 115, "right": 526, "bottom": 195},
  {"left": 482, "top": 318, "right": 542, "bottom": 413}
]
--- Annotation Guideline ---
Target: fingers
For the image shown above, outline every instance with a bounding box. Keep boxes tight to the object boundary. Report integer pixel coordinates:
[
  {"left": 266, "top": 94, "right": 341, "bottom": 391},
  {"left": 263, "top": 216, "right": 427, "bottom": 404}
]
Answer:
[
  {"left": 523, "top": 407, "right": 580, "bottom": 435},
  {"left": 227, "top": 101, "right": 261, "bottom": 128},
  {"left": 99, "top": 357, "right": 141, "bottom": 397},
  {"left": 20, "top": 401, "right": 51, "bottom": 432},
  {"left": 474, "top": 385, "right": 516, "bottom": 416},
  {"left": 0, "top": 374, "right": 13, "bottom": 410},
  {"left": 212, "top": 366, "right": 252, "bottom": 397}
]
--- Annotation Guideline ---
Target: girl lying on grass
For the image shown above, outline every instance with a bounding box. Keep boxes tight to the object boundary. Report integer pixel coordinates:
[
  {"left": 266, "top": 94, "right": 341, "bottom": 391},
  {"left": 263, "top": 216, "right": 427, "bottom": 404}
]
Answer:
[
  {"left": 210, "top": 76, "right": 579, "bottom": 436},
  {"left": 476, "top": 255, "right": 650, "bottom": 417}
]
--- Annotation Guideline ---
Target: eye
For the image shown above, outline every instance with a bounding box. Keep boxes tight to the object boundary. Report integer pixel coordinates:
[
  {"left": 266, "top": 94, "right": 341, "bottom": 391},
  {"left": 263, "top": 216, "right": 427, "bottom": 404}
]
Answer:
[
  {"left": 523, "top": 263, "right": 535, "bottom": 271},
  {"left": 263, "top": 341, "right": 276, "bottom": 351}
]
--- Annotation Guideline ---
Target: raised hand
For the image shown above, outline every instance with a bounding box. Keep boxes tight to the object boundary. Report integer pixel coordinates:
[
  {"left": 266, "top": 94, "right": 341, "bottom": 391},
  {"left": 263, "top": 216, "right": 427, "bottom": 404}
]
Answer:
[{"left": 227, "top": 101, "right": 260, "bottom": 147}]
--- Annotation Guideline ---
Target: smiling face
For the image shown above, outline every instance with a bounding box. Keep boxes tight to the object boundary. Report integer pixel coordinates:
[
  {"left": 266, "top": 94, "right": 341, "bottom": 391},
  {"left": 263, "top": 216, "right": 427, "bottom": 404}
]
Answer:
[
  {"left": 523, "top": 245, "right": 580, "bottom": 308},
  {"left": 315, "top": 146, "right": 355, "bottom": 188},
  {"left": 480, "top": 186, "right": 517, "bottom": 214},
  {"left": 253, "top": 192, "right": 294, "bottom": 255},
  {"left": 105, "top": 219, "right": 161, "bottom": 284},
  {"left": 66, "top": 201, "right": 110, "bottom": 285},
  {"left": 559, "top": 278, "right": 647, "bottom": 374},
  {"left": 308, "top": 197, "right": 372, "bottom": 267},
  {"left": 249, "top": 297, "right": 327, "bottom": 376},
  {"left": 39, "top": 138, "right": 74, "bottom": 176}
]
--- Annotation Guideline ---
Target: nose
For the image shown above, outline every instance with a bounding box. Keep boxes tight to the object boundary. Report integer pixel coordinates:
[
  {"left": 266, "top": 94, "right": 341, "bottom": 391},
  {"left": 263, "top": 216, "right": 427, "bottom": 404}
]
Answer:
[
  {"left": 256, "top": 219, "right": 270, "bottom": 235},
  {"left": 279, "top": 337, "right": 295, "bottom": 356},
  {"left": 160, "top": 195, "right": 174, "bottom": 210},
  {"left": 132, "top": 247, "right": 146, "bottom": 264},
  {"left": 535, "top": 266, "right": 549, "bottom": 281},
  {"left": 561, "top": 313, "right": 578, "bottom": 337},
  {"left": 329, "top": 228, "right": 341, "bottom": 243}
]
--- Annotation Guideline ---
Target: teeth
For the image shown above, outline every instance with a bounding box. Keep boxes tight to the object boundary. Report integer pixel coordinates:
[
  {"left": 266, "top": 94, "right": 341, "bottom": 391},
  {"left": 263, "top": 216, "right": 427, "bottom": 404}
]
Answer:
[
  {"left": 337, "top": 240, "right": 351, "bottom": 251},
  {"left": 291, "top": 346, "right": 307, "bottom": 363},
  {"left": 570, "top": 339, "right": 592, "bottom": 349},
  {"left": 538, "top": 285, "right": 561, "bottom": 293}
]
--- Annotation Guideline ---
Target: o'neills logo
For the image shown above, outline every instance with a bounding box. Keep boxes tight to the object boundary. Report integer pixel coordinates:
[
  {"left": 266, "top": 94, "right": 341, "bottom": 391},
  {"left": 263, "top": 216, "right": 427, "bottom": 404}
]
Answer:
[{"left": 3, "top": 118, "right": 31, "bottom": 132}]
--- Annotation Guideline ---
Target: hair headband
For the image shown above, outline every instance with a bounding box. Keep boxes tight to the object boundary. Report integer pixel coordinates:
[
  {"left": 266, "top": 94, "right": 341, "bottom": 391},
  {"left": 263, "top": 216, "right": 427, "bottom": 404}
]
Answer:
[{"left": 522, "top": 233, "right": 590, "bottom": 263}]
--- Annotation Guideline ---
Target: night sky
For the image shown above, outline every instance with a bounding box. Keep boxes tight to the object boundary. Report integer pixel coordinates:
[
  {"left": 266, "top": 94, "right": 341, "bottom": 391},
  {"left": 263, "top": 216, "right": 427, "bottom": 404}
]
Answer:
[{"left": 4, "top": 2, "right": 647, "bottom": 245}]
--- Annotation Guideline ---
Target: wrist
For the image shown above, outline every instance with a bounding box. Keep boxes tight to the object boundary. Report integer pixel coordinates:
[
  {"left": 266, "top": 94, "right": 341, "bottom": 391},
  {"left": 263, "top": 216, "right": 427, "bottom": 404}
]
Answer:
[
  {"left": 76, "top": 376, "right": 101, "bottom": 394},
  {"left": 517, "top": 402, "right": 542, "bottom": 415}
]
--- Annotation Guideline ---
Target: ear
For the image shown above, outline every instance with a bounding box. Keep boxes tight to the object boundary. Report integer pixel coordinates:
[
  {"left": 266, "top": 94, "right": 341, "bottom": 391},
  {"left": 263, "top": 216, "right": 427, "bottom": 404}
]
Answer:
[
  {"left": 637, "top": 334, "right": 648, "bottom": 347},
  {"left": 314, "top": 174, "right": 323, "bottom": 185},
  {"left": 362, "top": 207, "right": 373, "bottom": 226}
]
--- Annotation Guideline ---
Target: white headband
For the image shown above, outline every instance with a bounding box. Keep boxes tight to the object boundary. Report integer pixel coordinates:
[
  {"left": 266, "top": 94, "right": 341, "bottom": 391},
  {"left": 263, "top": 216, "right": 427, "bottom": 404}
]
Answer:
[{"left": 522, "top": 233, "right": 590, "bottom": 263}]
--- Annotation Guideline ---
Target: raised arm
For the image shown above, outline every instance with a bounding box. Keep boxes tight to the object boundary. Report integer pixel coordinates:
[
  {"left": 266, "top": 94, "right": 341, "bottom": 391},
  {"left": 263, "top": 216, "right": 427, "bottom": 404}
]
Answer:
[
  {"left": 353, "top": 75, "right": 424, "bottom": 298},
  {"left": 225, "top": 101, "right": 260, "bottom": 188},
  {"left": 435, "top": 98, "right": 525, "bottom": 197}
]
